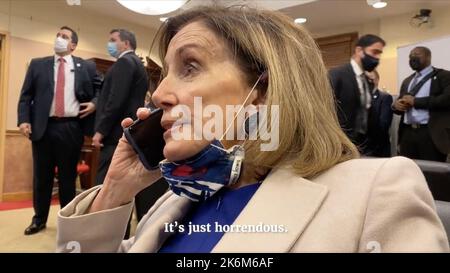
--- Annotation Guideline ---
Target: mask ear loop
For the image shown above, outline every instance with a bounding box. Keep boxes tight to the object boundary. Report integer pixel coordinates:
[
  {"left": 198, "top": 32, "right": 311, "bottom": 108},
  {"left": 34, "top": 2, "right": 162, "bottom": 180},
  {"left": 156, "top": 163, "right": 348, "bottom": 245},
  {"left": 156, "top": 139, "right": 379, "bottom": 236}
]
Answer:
[{"left": 211, "top": 72, "right": 267, "bottom": 152}]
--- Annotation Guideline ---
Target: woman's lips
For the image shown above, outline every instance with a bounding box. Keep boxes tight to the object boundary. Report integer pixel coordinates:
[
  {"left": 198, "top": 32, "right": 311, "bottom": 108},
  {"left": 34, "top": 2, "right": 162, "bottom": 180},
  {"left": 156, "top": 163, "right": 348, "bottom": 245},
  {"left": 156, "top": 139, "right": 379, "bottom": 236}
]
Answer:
[
  {"left": 161, "top": 116, "right": 192, "bottom": 140},
  {"left": 161, "top": 120, "right": 175, "bottom": 131},
  {"left": 163, "top": 124, "right": 184, "bottom": 139}
]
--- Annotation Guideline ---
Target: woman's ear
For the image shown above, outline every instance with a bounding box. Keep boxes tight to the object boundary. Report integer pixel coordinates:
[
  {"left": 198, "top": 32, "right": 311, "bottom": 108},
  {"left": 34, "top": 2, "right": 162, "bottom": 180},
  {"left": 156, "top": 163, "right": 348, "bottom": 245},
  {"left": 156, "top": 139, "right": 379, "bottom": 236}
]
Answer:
[
  {"left": 260, "top": 71, "right": 268, "bottom": 83},
  {"left": 251, "top": 90, "right": 266, "bottom": 105},
  {"left": 252, "top": 71, "right": 268, "bottom": 105}
]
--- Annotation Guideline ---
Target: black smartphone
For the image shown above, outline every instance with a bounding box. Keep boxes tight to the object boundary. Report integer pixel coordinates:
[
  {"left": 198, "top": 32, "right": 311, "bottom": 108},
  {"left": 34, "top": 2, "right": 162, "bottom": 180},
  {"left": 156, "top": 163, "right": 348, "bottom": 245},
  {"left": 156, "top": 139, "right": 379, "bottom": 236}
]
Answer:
[{"left": 123, "top": 108, "right": 165, "bottom": 170}]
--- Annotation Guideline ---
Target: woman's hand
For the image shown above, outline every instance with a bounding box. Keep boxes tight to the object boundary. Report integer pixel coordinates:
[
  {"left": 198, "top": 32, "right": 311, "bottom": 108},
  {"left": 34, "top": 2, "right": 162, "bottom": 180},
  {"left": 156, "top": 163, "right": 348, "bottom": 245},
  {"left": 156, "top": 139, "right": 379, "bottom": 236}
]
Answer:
[{"left": 90, "top": 108, "right": 162, "bottom": 213}]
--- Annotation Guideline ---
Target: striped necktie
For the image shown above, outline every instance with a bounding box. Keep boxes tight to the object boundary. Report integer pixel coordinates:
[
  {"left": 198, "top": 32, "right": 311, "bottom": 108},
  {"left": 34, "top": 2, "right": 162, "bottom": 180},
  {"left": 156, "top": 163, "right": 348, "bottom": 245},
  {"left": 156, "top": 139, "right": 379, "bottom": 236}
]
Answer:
[{"left": 54, "top": 57, "right": 66, "bottom": 117}]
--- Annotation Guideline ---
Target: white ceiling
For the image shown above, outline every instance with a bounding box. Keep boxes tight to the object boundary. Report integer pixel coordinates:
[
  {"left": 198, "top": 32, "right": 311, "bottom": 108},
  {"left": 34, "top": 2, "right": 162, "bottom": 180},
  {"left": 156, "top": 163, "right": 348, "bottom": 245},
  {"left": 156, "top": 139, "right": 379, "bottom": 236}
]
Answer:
[
  {"left": 75, "top": 0, "right": 318, "bottom": 30},
  {"left": 74, "top": 0, "right": 450, "bottom": 34},
  {"left": 280, "top": 0, "right": 450, "bottom": 34}
]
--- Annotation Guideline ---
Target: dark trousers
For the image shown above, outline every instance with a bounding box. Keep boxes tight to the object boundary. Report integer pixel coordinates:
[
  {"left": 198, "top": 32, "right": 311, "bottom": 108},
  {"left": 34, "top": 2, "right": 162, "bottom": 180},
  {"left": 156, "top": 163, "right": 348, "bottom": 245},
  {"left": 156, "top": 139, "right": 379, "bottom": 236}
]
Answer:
[
  {"left": 351, "top": 132, "right": 371, "bottom": 155},
  {"left": 135, "top": 178, "right": 168, "bottom": 221},
  {"left": 399, "top": 125, "right": 447, "bottom": 162},
  {"left": 31, "top": 119, "right": 83, "bottom": 225}
]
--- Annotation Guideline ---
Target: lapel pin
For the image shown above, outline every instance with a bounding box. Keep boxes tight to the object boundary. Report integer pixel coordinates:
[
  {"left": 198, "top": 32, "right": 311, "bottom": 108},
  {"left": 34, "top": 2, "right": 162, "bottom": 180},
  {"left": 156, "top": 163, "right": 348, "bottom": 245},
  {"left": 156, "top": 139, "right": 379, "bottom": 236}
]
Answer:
[{"left": 76, "top": 63, "right": 81, "bottom": 68}]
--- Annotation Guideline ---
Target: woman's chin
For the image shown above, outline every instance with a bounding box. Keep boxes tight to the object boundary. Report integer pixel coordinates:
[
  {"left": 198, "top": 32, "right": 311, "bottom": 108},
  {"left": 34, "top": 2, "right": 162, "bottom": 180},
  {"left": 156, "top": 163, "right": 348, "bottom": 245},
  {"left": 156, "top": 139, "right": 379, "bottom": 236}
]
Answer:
[{"left": 163, "top": 139, "right": 209, "bottom": 162}]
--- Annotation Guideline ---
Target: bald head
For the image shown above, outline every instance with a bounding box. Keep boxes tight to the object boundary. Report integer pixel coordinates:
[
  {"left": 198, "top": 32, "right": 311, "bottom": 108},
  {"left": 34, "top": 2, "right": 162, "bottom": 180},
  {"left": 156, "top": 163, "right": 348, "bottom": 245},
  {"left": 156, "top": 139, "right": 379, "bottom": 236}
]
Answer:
[{"left": 414, "top": 46, "right": 431, "bottom": 57}]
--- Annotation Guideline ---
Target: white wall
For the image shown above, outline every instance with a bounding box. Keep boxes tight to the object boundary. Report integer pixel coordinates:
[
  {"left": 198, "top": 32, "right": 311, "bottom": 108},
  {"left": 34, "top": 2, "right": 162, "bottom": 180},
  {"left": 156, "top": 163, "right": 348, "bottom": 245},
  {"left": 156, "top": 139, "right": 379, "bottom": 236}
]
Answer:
[
  {"left": 0, "top": 0, "right": 160, "bottom": 130},
  {"left": 397, "top": 35, "right": 450, "bottom": 88}
]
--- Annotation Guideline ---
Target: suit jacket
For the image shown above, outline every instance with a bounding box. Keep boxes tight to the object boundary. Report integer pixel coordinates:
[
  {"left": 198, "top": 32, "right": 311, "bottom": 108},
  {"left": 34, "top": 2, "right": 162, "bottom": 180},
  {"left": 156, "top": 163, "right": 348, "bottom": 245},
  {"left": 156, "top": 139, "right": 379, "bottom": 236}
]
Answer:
[
  {"left": 17, "top": 56, "right": 98, "bottom": 141},
  {"left": 394, "top": 68, "right": 450, "bottom": 154},
  {"left": 57, "top": 157, "right": 449, "bottom": 253},
  {"left": 367, "top": 89, "right": 393, "bottom": 157},
  {"left": 95, "top": 52, "right": 149, "bottom": 145},
  {"left": 329, "top": 63, "right": 362, "bottom": 138}
]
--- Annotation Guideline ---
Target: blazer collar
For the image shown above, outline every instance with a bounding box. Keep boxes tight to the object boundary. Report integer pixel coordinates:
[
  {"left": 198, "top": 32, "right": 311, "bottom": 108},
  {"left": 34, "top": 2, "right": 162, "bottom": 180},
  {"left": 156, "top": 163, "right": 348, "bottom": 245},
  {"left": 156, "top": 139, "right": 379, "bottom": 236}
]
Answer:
[
  {"left": 350, "top": 58, "right": 364, "bottom": 77},
  {"left": 118, "top": 50, "right": 134, "bottom": 59}
]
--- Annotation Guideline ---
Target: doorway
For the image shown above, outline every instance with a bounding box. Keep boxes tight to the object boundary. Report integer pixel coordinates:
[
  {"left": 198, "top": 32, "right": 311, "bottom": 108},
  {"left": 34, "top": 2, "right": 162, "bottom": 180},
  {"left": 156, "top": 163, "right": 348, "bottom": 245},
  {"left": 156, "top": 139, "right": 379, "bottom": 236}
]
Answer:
[
  {"left": 316, "top": 32, "right": 358, "bottom": 69},
  {"left": 0, "top": 32, "right": 10, "bottom": 201}
]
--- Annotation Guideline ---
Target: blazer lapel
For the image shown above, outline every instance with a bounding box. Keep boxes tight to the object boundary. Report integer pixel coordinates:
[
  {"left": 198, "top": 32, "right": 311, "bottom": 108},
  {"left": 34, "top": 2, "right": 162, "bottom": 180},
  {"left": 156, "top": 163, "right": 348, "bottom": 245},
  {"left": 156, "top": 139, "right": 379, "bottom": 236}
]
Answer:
[
  {"left": 401, "top": 74, "right": 415, "bottom": 97},
  {"left": 346, "top": 64, "right": 361, "bottom": 101},
  {"left": 47, "top": 57, "right": 55, "bottom": 95},
  {"left": 430, "top": 69, "right": 439, "bottom": 96},
  {"left": 128, "top": 194, "right": 193, "bottom": 253},
  {"left": 212, "top": 167, "right": 328, "bottom": 253},
  {"left": 72, "top": 56, "right": 81, "bottom": 96}
]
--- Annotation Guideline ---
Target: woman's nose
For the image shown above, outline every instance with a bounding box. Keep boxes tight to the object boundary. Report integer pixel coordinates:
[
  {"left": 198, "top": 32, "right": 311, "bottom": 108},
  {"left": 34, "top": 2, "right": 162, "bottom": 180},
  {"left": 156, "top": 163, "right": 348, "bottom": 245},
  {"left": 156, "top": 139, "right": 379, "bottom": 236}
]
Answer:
[{"left": 151, "top": 78, "right": 177, "bottom": 110}]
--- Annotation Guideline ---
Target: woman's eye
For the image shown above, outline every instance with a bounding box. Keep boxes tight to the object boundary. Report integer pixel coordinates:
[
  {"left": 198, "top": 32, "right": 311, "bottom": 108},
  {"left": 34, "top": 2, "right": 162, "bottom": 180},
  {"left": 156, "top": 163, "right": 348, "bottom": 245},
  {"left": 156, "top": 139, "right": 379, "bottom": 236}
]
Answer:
[{"left": 182, "top": 62, "right": 198, "bottom": 77}]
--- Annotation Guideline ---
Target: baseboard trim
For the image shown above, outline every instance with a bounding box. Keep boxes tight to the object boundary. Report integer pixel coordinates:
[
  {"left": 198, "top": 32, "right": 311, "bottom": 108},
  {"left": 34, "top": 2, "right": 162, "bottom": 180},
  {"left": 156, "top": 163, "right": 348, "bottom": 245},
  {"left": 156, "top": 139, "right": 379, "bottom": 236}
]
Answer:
[
  {"left": 2, "top": 191, "right": 32, "bottom": 202},
  {"left": 6, "top": 129, "right": 22, "bottom": 136}
]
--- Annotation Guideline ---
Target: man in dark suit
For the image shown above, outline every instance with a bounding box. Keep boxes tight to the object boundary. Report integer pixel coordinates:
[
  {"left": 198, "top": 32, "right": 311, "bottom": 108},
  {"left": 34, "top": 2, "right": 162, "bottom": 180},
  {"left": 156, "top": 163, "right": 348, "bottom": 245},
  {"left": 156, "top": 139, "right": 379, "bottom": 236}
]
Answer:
[
  {"left": 393, "top": 46, "right": 450, "bottom": 162},
  {"left": 92, "top": 29, "right": 148, "bottom": 185},
  {"left": 329, "top": 34, "right": 385, "bottom": 154},
  {"left": 366, "top": 70, "right": 393, "bottom": 157},
  {"left": 17, "top": 26, "right": 98, "bottom": 235}
]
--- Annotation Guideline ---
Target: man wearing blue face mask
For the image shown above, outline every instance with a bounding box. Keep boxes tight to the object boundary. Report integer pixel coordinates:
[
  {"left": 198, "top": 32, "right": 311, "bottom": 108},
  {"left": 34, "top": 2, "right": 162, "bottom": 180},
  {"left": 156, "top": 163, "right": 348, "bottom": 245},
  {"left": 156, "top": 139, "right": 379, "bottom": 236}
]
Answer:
[
  {"left": 329, "top": 34, "right": 385, "bottom": 154},
  {"left": 93, "top": 28, "right": 149, "bottom": 189}
]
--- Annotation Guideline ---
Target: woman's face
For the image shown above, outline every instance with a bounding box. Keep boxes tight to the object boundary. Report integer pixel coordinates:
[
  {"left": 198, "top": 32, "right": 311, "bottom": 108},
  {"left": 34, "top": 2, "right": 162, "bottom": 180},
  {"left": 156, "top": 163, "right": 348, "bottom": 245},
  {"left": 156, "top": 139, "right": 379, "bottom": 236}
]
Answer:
[{"left": 152, "top": 21, "right": 257, "bottom": 162}]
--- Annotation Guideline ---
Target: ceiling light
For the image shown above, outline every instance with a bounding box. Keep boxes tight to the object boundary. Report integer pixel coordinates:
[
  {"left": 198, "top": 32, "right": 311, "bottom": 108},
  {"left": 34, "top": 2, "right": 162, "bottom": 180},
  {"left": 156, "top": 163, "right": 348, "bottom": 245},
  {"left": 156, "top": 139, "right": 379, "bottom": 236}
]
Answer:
[
  {"left": 117, "top": 0, "right": 187, "bottom": 15},
  {"left": 294, "top": 18, "right": 307, "bottom": 24},
  {"left": 373, "top": 2, "right": 387, "bottom": 8},
  {"left": 66, "top": 0, "right": 81, "bottom": 5},
  {"left": 367, "top": 0, "right": 387, "bottom": 9}
]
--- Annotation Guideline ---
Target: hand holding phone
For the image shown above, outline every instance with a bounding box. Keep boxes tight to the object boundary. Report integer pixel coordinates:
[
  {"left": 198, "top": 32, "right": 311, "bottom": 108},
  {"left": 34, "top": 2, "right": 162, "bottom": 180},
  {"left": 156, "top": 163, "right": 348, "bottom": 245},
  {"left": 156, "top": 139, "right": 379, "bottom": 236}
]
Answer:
[{"left": 89, "top": 108, "right": 164, "bottom": 213}]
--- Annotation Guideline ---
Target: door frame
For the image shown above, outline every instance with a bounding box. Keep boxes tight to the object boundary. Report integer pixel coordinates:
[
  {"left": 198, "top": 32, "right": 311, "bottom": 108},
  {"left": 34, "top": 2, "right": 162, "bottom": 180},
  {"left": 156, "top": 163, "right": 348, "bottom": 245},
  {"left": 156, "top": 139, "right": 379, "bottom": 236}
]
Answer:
[{"left": 0, "top": 30, "right": 11, "bottom": 202}]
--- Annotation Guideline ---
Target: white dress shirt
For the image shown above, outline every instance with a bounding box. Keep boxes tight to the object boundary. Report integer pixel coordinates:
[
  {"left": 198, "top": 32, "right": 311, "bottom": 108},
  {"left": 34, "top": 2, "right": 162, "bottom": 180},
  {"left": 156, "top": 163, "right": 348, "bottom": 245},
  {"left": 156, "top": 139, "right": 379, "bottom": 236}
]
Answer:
[
  {"left": 350, "top": 58, "right": 371, "bottom": 109},
  {"left": 50, "top": 54, "right": 80, "bottom": 117},
  {"left": 118, "top": 50, "right": 134, "bottom": 59},
  {"left": 404, "top": 65, "right": 433, "bottom": 125}
]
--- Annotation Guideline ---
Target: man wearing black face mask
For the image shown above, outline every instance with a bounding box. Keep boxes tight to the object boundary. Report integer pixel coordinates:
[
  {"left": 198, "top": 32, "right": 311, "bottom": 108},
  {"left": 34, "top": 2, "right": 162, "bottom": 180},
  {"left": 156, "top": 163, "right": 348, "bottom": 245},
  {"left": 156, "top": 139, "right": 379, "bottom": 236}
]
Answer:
[
  {"left": 329, "top": 34, "right": 385, "bottom": 153},
  {"left": 393, "top": 46, "right": 450, "bottom": 162}
]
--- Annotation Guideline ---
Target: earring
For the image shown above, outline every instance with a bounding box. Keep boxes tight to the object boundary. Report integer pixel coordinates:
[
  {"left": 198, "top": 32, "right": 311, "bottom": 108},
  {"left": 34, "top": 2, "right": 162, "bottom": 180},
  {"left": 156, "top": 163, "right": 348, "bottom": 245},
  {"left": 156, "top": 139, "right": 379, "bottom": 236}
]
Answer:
[{"left": 260, "top": 71, "right": 268, "bottom": 83}]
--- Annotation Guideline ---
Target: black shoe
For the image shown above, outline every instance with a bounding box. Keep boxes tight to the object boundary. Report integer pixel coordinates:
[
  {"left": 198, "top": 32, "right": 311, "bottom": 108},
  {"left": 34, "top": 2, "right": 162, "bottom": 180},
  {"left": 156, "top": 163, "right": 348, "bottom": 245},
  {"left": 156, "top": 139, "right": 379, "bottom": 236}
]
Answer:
[{"left": 24, "top": 223, "right": 46, "bottom": 235}]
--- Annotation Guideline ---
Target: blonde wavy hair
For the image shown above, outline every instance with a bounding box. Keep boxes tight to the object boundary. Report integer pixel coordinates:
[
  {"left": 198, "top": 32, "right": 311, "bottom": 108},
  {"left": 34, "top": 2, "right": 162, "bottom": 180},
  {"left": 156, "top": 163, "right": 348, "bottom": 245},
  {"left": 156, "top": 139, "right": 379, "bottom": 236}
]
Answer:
[{"left": 154, "top": 5, "right": 359, "bottom": 178}]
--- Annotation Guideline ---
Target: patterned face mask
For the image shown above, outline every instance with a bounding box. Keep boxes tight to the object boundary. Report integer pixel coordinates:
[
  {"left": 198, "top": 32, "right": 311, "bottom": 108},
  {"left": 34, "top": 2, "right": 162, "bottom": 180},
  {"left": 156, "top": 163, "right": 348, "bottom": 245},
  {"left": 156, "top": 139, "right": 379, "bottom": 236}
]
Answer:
[{"left": 159, "top": 140, "right": 244, "bottom": 202}]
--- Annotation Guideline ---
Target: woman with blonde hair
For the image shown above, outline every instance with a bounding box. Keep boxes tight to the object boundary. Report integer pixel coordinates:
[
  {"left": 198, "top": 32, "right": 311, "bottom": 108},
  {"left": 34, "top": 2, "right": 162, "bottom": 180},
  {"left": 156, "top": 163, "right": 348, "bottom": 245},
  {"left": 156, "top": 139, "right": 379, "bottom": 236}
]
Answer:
[{"left": 57, "top": 6, "right": 448, "bottom": 252}]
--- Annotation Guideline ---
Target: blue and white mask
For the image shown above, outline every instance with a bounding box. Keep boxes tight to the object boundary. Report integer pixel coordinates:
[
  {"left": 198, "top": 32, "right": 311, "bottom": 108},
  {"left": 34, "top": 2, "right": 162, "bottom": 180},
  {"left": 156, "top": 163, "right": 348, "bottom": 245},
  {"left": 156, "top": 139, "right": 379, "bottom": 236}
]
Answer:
[
  {"left": 159, "top": 140, "right": 244, "bottom": 202},
  {"left": 107, "top": 42, "right": 119, "bottom": 58}
]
